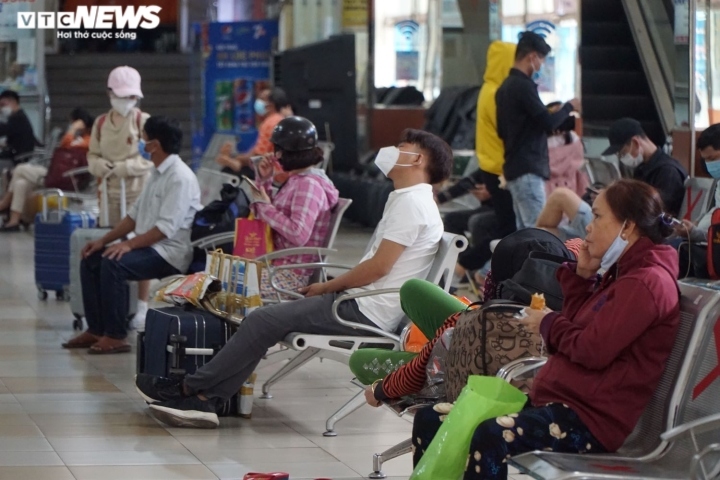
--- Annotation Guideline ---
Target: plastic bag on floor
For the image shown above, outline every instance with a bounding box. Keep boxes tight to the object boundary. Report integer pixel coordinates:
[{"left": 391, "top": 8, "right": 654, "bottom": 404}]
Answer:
[{"left": 410, "top": 375, "right": 527, "bottom": 480}]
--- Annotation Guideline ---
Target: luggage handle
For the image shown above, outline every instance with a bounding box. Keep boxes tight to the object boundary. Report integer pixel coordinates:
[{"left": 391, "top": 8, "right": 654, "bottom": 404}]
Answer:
[
  {"left": 40, "top": 188, "right": 66, "bottom": 223},
  {"left": 100, "top": 171, "right": 127, "bottom": 227}
]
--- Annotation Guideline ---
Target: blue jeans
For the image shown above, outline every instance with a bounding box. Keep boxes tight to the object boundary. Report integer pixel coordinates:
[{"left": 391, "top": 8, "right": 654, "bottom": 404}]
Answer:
[
  {"left": 81, "top": 247, "right": 179, "bottom": 339},
  {"left": 506, "top": 174, "right": 547, "bottom": 229}
]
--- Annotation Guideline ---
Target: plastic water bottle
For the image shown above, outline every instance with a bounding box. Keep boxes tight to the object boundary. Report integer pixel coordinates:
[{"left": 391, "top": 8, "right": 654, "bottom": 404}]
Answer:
[{"left": 239, "top": 372, "right": 257, "bottom": 418}]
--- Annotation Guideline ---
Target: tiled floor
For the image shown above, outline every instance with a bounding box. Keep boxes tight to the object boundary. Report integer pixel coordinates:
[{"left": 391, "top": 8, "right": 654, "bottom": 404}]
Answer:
[{"left": 0, "top": 224, "right": 531, "bottom": 480}]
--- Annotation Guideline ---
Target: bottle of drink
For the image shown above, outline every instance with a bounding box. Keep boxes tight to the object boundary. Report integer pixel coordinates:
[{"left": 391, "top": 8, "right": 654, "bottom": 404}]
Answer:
[{"left": 239, "top": 372, "right": 258, "bottom": 418}]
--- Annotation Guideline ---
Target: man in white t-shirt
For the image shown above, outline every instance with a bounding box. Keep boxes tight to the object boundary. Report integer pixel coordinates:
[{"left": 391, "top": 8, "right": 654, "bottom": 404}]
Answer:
[{"left": 136, "top": 129, "right": 453, "bottom": 429}]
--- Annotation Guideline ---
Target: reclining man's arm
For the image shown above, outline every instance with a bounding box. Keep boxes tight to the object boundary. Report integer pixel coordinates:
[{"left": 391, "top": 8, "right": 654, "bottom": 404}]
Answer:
[{"left": 300, "top": 239, "right": 406, "bottom": 297}]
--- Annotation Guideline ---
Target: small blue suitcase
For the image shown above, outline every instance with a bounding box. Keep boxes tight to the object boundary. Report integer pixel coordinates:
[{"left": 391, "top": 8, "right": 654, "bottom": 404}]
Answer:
[{"left": 34, "top": 194, "right": 95, "bottom": 300}]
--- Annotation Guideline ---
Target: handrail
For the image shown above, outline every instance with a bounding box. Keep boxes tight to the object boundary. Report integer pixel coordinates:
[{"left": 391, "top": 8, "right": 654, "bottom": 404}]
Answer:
[{"left": 622, "top": 0, "right": 676, "bottom": 136}]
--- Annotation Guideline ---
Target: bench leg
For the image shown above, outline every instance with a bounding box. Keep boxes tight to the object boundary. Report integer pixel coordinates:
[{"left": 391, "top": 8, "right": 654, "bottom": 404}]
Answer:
[
  {"left": 369, "top": 438, "right": 413, "bottom": 479},
  {"left": 258, "top": 347, "right": 296, "bottom": 370},
  {"left": 323, "top": 388, "right": 366, "bottom": 437},
  {"left": 260, "top": 348, "right": 320, "bottom": 399}
]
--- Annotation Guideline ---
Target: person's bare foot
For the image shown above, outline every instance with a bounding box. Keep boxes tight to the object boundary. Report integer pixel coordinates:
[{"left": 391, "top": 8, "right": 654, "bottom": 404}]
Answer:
[{"left": 62, "top": 331, "right": 101, "bottom": 349}]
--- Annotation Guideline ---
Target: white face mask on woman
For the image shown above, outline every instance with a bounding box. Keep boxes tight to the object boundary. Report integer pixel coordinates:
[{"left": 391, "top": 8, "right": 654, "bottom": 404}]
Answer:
[
  {"left": 600, "top": 221, "right": 628, "bottom": 270},
  {"left": 110, "top": 97, "right": 136, "bottom": 117}
]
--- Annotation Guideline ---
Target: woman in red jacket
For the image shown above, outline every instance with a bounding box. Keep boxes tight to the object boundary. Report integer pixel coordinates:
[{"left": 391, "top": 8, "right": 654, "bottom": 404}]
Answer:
[{"left": 411, "top": 179, "right": 680, "bottom": 479}]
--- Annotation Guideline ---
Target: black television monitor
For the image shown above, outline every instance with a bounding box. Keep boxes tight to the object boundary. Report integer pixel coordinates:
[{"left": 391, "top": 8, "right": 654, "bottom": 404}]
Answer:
[{"left": 274, "top": 34, "right": 357, "bottom": 171}]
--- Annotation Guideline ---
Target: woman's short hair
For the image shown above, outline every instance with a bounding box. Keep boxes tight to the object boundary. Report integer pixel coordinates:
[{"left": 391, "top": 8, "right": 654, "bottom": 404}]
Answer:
[
  {"left": 70, "top": 107, "right": 95, "bottom": 130},
  {"left": 269, "top": 87, "right": 290, "bottom": 111},
  {"left": 277, "top": 147, "right": 323, "bottom": 171},
  {"left": 604, "top": 179, "right": 675, "bottom": 244}
]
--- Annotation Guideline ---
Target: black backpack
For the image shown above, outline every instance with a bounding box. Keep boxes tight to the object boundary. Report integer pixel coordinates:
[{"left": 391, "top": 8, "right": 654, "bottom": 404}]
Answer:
[
  {"left": 187, "top": 184, "right": 250, "bottom": 273},
  {"left": 491, "top": 228, "right": 574, "bottom": 310},
  {"left": 496, "top": 252, "right": 569, "bottom": 311}
]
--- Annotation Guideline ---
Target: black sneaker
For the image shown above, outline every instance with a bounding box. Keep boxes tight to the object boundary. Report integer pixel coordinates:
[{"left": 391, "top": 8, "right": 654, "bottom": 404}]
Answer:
[
  {"left": 149, "top": 396, "right": 219, "bottom": 429},
  {"left": 135, "top": 374, "right": 184, "bottom": 404}
]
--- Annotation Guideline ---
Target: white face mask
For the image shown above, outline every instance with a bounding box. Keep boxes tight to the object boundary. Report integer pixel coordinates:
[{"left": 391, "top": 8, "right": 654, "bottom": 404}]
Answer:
[
  {"left": 110, "top": 97, "right": 137, "bottom": 117},
  {"left": 0, "top": 106, "right": 12, "bottom": 117},
  {"left": 600, "top": 221, "right": 628, "bottom": 271},
  {"left": 619, "top": 151, "right": 643, "bottom": 168},
  {"left": 374, "top": 146, "right": 420, "bottom": 177}
]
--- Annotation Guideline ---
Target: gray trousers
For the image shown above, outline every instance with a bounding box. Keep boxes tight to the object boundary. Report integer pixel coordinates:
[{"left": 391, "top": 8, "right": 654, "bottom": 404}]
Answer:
[{"left": 184, "top": 293, "right": 378, "bottom": 400}]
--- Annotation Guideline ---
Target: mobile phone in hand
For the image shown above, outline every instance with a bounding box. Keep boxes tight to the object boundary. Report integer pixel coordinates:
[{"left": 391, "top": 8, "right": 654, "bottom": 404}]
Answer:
[{"left": 241, "top": 175, "right": 261, "bottom": 192}]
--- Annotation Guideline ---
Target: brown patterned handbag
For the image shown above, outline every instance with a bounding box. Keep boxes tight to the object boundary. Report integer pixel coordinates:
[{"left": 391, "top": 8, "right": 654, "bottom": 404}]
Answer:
[{"left": 445, "top": 301, "right": 544, "bottom": 402}]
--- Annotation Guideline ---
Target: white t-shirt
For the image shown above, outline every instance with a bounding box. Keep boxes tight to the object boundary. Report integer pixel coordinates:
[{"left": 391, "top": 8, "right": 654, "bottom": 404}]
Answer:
[{"left": 347, "top": 183, "right": 444, "bottom": 332}]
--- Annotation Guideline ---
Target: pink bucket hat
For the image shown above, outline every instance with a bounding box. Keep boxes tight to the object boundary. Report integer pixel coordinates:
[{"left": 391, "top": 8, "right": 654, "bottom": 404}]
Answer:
[{"left": 107, "top": 66, "right": 143, "bottom": 98}]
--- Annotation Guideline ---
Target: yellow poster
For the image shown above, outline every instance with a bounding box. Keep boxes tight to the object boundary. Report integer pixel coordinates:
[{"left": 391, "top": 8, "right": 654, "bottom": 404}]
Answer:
[{"left": 342, "top": 0, "right": 368, "bottom": 28}]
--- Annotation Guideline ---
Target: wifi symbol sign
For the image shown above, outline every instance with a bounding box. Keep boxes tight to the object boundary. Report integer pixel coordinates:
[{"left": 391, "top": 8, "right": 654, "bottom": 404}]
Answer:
[
  {"left": 395, "top": 20, "right": 420, "bottom": 50},
  {"left": 523, "top": 20, "right": 557, "bottom": 49}
]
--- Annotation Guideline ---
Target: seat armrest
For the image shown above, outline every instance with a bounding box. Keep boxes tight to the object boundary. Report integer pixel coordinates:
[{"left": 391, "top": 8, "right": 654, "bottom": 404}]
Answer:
[
  {"left": 331, "top": 289, "right": 402, "bottom": 342},
  {"left": 268, "top": 262, "right": 354, "bottom": 299},
  {"left": 496, "top": 357, "right": 548, "bottom": 382},
  {"left": 256, "top": 247, "right": 338, "bottom": 263},
  {"left": 191, "top": 232, "right": 236, "bottom": 249},
  {"left": 661, "top": 413, "right": 720, "bottom": 443},
  {"left": 62, "top": 166, "right": 90, "bottom": 178}
]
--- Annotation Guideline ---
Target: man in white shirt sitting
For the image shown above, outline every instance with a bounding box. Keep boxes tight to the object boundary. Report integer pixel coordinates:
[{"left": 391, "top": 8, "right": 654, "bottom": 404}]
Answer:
[
  {"left": 136, "top": 129, "right": 454, "bottom": 428},
  {"left": 62, "top": 116, "right": 201, "bottom": 354}
]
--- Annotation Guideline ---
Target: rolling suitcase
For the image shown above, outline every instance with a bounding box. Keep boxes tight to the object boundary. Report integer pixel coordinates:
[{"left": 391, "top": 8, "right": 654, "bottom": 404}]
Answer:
[
  {"left": 139, "top": 306, "right": 236, "bottom": 415},
  {"left": 68, "top": 175, "right": 137, "bottom": 330},
  {"left": 34, "top": 190, "right": 95, "bottom": 301}
]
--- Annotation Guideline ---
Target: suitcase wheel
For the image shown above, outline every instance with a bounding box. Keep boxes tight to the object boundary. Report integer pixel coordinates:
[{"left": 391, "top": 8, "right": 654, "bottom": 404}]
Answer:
[
  {"left": 72, "top": 318, "right": 83, "bottom": 331},
  {"left": 56, "top": 290, "right": 70, "bottom": 302},
  {"left": 37, "top": 289, "right": 48, "bottom": 301}
]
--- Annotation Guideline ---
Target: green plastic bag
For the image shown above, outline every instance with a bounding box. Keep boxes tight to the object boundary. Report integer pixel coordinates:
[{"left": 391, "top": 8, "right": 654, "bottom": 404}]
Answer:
[{"left": 410, "top": 375, "right": 527, "bottom": 480}]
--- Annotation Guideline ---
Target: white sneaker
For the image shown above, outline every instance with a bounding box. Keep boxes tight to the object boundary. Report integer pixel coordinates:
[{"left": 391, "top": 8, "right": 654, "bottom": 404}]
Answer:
[{"left": 132, "top": 301, "right": 149, "bottom": 332}]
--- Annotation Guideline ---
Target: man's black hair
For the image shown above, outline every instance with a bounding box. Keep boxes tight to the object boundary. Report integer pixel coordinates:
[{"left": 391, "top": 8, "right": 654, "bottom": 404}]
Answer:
[
  {"left": 515, "top": 31, "right": 551, "bottom": 61},
  {"left": 400, "top": 129, "right": 453, "bottom": 184},
  {"left": 698, "top": 124, "right": 720, "bottom": 151},
  {"left": 0, "top": 90, "right": 20, "bottom": 103},
  {"left": 144, "top": 116, "right": 183, "bottom": 155}
]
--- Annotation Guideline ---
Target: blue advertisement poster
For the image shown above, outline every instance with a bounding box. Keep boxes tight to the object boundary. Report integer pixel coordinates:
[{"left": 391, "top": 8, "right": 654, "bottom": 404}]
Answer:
[{"left": 200, "top": 20, "right": 278, "bottom": 154}]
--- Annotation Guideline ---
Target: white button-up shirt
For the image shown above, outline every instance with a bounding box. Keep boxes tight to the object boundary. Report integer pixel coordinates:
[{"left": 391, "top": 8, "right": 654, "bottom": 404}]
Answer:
[{"left": 128, "top": 154, "right": 201, "bottom": 272}]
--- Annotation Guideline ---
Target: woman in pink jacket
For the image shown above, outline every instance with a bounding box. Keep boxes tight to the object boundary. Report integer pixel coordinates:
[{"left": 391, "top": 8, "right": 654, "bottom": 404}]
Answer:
[
  {"left": 412, "top": 179, "right": 680, "bottom": 479},
  {"left": 546, "top": 104, "right": 588, "bottom": 197}
]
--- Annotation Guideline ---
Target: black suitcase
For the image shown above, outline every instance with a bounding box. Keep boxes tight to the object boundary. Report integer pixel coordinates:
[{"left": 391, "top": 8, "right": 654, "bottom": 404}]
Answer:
[{"left": 138, "top": 306, "right": 237, "bottom": 415}]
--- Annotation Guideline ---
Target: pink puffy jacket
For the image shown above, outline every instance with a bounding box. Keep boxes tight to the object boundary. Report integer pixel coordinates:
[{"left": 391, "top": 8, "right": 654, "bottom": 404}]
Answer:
[{"left": 546, "top": 133, "right": 589, "bottom": 197}]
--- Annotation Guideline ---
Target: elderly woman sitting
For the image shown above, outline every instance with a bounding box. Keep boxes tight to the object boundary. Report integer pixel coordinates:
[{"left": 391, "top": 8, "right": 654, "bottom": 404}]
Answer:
[{"left": 412, "top": 179, "right": 680, "bottom": 479}]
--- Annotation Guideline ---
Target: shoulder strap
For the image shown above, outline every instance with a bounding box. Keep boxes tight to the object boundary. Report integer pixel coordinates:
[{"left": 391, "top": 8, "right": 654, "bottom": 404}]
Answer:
[
  {"left": 96, "top": 114, "right": 107, "bottom": 142},
  {"left": 135, "top": 110, "right": 142, "bottom": 139}
]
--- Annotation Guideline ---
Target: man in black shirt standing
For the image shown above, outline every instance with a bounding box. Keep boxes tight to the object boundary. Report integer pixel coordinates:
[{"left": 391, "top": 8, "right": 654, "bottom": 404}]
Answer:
[
  {"left": 603, "top": 118, "right": 687, "bottom": 216},
  {"left": 0, "top": 90, "right": 36, "bottom": 164},
  {"left": 496, "top": 32, "right": 580, "bottom": 229}
]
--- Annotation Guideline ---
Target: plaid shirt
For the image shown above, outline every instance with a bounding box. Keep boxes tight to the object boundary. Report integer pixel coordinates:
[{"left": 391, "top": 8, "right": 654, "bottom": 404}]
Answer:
[{"left": 253, "top": 171, "right": 339, "bottom": 275}]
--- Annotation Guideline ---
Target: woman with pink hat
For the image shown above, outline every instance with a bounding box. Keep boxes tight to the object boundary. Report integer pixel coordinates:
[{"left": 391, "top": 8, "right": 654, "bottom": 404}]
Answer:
[{"left": 87, "top": 65, "right": 152, "bottom": 326}]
